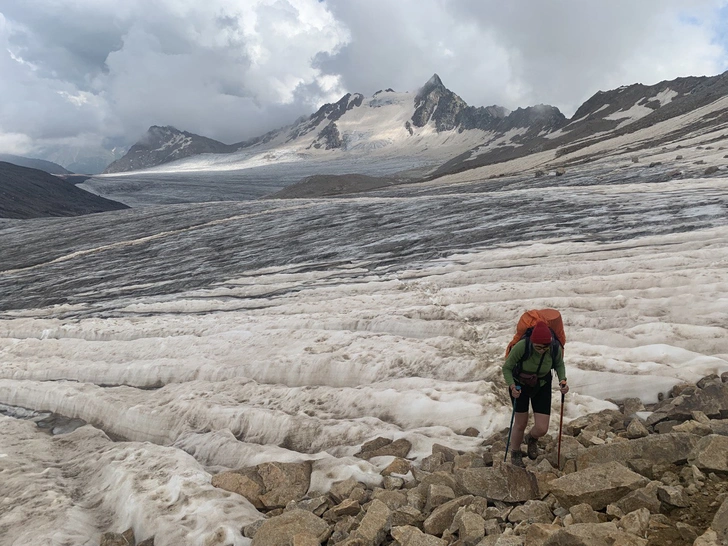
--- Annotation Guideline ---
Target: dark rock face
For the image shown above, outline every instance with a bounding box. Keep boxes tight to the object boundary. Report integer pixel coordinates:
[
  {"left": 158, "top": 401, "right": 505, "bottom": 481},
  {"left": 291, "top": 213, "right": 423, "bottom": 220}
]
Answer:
[
  {"left": 412, "top": 74, "right": 510, "bottom": 133},
  {"left": 0, "top": 162, "right": 129, "bottom": 219},
  {"left": 103, "top": 126, "right": 236, "bottom": 173},
  {"left": 312, "top": 122, "right": 343, "bottom": 150},
  {"left": 289, "top": 93, "right": 365, "bottom": 143}
]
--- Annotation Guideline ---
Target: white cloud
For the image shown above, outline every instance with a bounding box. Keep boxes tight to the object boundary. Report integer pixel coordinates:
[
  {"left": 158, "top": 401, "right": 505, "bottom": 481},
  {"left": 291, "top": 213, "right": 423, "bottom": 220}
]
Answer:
[{"left": 0, "top": 0, "right": 727, "bottom": 166}]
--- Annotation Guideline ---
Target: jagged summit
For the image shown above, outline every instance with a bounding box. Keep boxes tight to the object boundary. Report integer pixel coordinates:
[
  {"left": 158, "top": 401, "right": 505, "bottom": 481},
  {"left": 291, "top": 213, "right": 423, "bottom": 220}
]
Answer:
[{"left": 416, "top": 73, "right": 446, "bottom": 100}]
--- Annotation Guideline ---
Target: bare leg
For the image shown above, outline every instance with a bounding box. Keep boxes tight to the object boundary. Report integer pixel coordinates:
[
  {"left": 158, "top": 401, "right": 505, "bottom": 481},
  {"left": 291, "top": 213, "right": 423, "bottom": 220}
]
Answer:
[
  {"left": 511, "top": 412, "right": 529, "bottom": 450},
  {"left": 529, "top": 412, "right": 551, "bottom": 439}
]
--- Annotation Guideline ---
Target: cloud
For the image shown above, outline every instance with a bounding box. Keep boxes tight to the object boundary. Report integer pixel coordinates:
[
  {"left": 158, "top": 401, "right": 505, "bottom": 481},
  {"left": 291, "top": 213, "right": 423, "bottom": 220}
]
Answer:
[{"left": 0, "top": 0, "right": 727, "bottom": 168}]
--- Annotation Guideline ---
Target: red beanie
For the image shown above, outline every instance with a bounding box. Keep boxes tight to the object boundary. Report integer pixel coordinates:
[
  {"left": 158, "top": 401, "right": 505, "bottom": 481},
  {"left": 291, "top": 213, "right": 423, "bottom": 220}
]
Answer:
[{"left": 531, "top": 321, "right": 552, "bottom": 344}]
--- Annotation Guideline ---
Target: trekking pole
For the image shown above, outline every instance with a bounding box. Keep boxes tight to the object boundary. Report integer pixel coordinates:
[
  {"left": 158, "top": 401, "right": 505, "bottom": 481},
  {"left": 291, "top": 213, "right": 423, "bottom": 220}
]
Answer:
[
  {"left": 504, "top": 386, "right": 521, "bottom": 462},
  {"left": 557, "top": 391, "right": 565, "bottom": 469}
]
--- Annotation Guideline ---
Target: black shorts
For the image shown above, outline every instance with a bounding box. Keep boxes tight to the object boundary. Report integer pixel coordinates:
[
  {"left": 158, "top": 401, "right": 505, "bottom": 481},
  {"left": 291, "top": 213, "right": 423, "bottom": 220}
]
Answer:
[{"left": 511, "top": 377, "right": 552, "bottom": 415}]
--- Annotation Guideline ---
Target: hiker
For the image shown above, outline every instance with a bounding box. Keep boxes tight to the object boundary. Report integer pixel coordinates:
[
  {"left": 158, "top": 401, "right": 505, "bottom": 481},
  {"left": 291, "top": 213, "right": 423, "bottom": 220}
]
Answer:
[{"left": 502, "top": 320, "right": 568, "bottom": 467}]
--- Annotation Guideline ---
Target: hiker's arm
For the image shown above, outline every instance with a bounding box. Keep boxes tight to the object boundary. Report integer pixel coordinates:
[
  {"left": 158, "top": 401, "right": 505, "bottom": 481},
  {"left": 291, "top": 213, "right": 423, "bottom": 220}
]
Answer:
[
  {"left": 553, "top": 347, "right": 566, "bottom": 382},
  {"left": 502, "top": 343, "right": 524, "bottom": 386}
]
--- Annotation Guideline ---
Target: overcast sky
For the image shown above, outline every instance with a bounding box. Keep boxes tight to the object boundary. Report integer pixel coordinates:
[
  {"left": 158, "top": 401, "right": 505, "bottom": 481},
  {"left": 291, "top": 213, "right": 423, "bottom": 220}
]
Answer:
[{"left": 1, "top": 0, "right": 728, "bottom": 157}]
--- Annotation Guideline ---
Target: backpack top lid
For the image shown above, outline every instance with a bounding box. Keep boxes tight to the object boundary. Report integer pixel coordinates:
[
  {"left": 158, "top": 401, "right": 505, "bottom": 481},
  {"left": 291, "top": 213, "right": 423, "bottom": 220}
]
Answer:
[{"left": 505, "top": 309, "right": 566, "bottom": 358}]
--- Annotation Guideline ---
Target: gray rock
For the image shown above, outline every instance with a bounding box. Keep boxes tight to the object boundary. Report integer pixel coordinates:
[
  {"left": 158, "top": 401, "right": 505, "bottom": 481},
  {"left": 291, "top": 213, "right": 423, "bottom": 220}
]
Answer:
[
  {"left": 252, "top": 509, "right": 330, "bottom": 546},
  {"left": 614, "top": 484, "right": 662, "bottom": 515},
  {"left": 657, "top": 485, "right": 689, "bottom": 507},
  {"left": 372, "top": 490, "right": 408, "bottom": 510},
  {"left": 455, "top": 511, "right": 486, "bottom": 545},
  {"left": 688, "top": 434, "right": 728, "bottom": 473},
  {"left": 455, "top": 466, "right": 539, "bottom": 503},
  {"left": 622, "top": 398, "right": 645, "bottom": 418},
  {"left": 549, "top": 461, "right": 648, "bottom": 510},
  {"left": 391, "top": 506, "right": 424, "bottom": 527},
  {"left": 356, "top": 439, "right": 412, "bottom": 460},
  {"left": 330, "top": 478, "right": 359, "bottom": 503},
  {"left": 355, "top": 499, "right": 392, "bottom": 546},
  {"left": 507, "top": 500, "right": 552, "bottom": 524},
  {"left": 212, "top": 468, "right": 265, "bottom": 508},
  {"left": 423, "top": 495, "right": 474, "bottom": 536},
  {"left": 541, "top": 522, "right": 648, "bottom": 545},
  {"left": 712, "top": 494, "right": 728, "bottom": 545},
  {"left": 258, "top": 461, "right": 313, "bottom": 509},
  {"left": 575, "top": 432, "right": 700, "bottom": 469},
  {"left": 617, "top": 508, "right": 650, "bottom": 538},
  {"left": 391, "top": 526, "right": 447, "bottom": 546},
  {"left": 568, "top": 503, "right": 600, "bottom": 524},
  {"left": 420, "top": 452, "right": 446, "bottom": 472},
  {"left": 625, "top": 419, "right": 649, "bottom": 439},
  {"left": 243, "top": 519, "right": 267, "bottom": 539},
  {"left": 425, "top": 484, "right": 456, "bottom": 512},
  {"left": 432, "top": 444, "right": 460, "bottom": 462}
]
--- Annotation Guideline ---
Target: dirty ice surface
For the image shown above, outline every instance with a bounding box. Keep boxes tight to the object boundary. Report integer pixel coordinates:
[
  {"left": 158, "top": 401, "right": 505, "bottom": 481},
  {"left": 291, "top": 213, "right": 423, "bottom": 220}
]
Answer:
[{"left": 0, "top": 167, "right": 727, "bottom": 545}]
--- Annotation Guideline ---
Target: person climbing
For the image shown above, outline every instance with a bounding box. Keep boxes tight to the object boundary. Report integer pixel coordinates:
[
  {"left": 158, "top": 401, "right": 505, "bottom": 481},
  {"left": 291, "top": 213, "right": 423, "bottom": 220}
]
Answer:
[{"left": 502, "top": 320, "right": 568, "bottom": 467}]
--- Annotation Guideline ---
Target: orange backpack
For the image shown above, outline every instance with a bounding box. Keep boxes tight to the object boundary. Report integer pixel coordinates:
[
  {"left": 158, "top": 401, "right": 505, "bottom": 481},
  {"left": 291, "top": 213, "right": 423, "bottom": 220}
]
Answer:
[{"left": 505, "top": 309, "right": 566, "bottom": 359}]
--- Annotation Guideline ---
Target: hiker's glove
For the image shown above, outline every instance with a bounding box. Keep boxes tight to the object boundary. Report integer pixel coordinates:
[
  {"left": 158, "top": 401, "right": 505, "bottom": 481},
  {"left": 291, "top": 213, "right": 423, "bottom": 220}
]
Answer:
[
  {"left": 559, "top": 380, "right": 569, "bottom": 394},
  {"left": 510, "top": 384, "right": 521, "bottom": 398}
]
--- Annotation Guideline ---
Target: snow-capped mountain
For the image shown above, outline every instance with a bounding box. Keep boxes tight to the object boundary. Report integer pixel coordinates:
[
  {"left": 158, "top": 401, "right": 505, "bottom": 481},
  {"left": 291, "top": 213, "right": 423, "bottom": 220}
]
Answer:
[
  {"left": 103, "top": 126, "right": 236, "bottom": 173},
  {"left": 433, "top": 71, "right": 728, "bottom": 178},
  {"left": 102, "top": 74, "right": 566, "bottom": 174}
]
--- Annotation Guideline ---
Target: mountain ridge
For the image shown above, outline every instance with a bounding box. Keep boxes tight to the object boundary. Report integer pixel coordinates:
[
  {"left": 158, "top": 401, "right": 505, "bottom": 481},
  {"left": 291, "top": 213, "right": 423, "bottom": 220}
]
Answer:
[{"left": 102, "top": 70, "right": 728, "bottom": 184}]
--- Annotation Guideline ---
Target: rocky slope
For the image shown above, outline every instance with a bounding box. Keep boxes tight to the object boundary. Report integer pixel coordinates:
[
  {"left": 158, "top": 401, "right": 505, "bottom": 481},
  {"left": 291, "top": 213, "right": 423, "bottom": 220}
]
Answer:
[
  {"left": 432, "top": 71, "right": 728, "bottom": 178},
  {"left": 0, "top": 162, "right": 129, "bottom": 219},
  {"left": 103, "top": 126, "right": 237, "bottom": 173},
  {"left": 99, "top": 373, "right": 728, "bottom": 546}
]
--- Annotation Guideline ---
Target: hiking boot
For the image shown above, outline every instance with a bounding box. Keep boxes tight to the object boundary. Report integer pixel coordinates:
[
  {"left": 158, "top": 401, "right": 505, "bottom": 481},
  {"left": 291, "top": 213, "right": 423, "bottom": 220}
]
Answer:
[
  {"left": 525, "top": 433, "right": 539, "bottom": 460},
  {"left": 510, "top": 450, "right": 525, "bottom": 467}
]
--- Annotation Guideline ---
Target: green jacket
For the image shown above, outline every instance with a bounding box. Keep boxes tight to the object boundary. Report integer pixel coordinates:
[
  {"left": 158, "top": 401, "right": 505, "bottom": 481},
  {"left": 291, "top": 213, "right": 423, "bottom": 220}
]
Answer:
[{"left": 503, "top": 339, "right": 566, "bottom": 388}]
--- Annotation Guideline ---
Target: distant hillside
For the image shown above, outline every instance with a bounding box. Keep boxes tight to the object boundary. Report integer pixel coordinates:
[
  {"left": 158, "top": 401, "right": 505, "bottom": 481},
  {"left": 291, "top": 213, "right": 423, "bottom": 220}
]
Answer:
[
  {"left": 267, "top": 174, "right": 395, "bottom": 199},
  {"left": 0, "top": 154, "right": 71, "bottom": 175},
  {"left": 0, "top": 162, "right": 129, "bottom": 219}
]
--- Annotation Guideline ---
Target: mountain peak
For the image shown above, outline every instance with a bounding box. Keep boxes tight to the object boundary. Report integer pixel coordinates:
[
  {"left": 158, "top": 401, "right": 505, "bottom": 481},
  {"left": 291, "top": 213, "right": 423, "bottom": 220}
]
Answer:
[
  {"left": 416, "top": 74, "right": 448, "bottom": 102},
  {"left": 426, "top": 73, "right": 444, "bottom": 87}
]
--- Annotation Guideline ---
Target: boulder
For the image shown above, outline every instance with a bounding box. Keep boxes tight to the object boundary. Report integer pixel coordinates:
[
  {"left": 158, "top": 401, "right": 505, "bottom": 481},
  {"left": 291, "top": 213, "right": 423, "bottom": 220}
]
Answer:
[
  {"left": 614, "top": 484, "right": 661, "bottom": 515},
  {"left": 258, "top": 461, "right": 313, "bottom": 509},
  {"left": 541, "top": 522, "right": 647, "bottom": 546},
  {"left": 617, "top": 508, "right": 650, "bottom": 539},
  {"left": 625, "top": 419, "right": 649, "bottom": 439},
  {"left": 212, "top": 468, "right": 265, "bottom": 508},
  {"left": 330, "top": 478, "right": 359, "bottom": 503},
  {"left": 575, "top": 433, "right": 699, "bottom": 469},
  {"left": 383, "top": 458, "right": 412, "bottom": 476},
  {"left": 453, "top": 511, "right": 485, "bottom": 545},
  {"left": 455, "top": 466, "right": 539, "bottom": 503},
  {"left": 549, "top": 461, "right": 648, "bottom": 510},
  {"left": 423, "top": 495, "right": 474, "bottom": 536},
  {"left": 687, "top": 434, "right": 728, "bottom": 473},
  {"left": 252, "top": 509, "right": 330, "bottom": 546},
  {"left": 568, "top": 503, "right": 599, "bottom": 524},
  {"left": 424, "top": 484, "right": 456, "bottom": 512},
  {"left": 506, "top": 500, "right": 552, "bottom": 524},
  {"left": 712, "top": 495, "right": 728, "bottom": 545},
  {"left": 391, "top": 526, "right": 447, "bottom": 546},
  {"left": 372, "top": 490, "right": 408, "bottom": 510},
  {"left": 354, "top": 499, "right": 392, "bottom": 546},
  {"left": 356, "top": 438, "right": 412, "bottom": 460}
]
